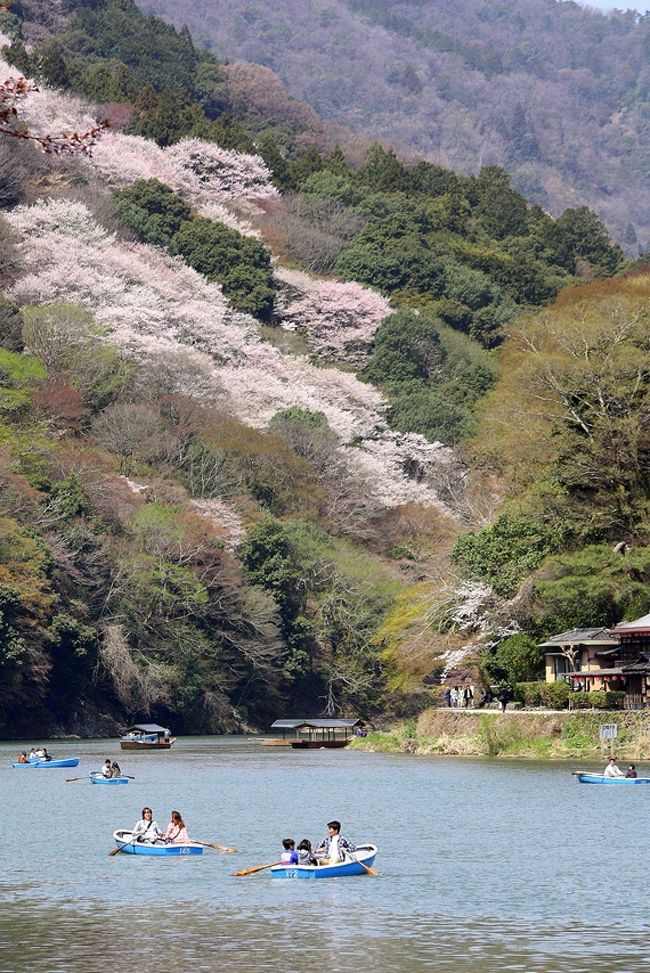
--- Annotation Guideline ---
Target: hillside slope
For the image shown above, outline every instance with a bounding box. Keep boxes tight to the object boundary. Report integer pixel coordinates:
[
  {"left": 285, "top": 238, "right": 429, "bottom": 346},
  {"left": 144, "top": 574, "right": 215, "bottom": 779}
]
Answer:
[{"left": 139, "top": 0, "right": 650, "bottom": 249}]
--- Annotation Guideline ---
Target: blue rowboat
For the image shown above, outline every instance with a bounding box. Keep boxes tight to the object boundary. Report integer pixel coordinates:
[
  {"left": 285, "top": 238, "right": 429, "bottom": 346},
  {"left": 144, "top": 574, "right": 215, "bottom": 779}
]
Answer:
[
  {"left": 12, "top": 757, "right": 80, "bottom": 769},
  {"left": 90, "top": 771, "right": 128, "bottom": 785},
  {"left": 575, "top": 773, "right": 650, "bottom": 785},
  {"left": 112, "top": 830, "right": 203, "bottom": 856},
  {"left": 271, "top": 844, "right": 377, "bottom": 879}
]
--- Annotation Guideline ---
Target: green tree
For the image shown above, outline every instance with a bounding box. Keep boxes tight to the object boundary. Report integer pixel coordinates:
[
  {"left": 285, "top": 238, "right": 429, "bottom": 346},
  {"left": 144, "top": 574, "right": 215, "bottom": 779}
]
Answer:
[
  {"left": 114, "top": 179, "right": 192, "bottom": 248},
  {"left": 366, "top": 310, "right": 446, "bottom": 385},
  {"left": 483, "top": 634, "right": 544, "bottom": 684},
  {"left": 171, "top": 216, "right": 275, "bottom": 319}
]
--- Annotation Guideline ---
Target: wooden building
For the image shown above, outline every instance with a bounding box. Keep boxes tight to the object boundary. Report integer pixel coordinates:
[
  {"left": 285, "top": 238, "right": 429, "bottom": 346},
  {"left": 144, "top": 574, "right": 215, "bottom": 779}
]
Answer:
[{"left": 541, "top": 612, "right": 650, "bottom": 708}]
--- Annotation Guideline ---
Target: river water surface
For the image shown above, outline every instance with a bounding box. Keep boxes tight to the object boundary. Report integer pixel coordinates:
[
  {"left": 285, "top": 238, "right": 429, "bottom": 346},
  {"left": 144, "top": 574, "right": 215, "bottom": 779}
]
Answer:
[{"left": 2, "top": 737, "right": 649, "bottom": 972}]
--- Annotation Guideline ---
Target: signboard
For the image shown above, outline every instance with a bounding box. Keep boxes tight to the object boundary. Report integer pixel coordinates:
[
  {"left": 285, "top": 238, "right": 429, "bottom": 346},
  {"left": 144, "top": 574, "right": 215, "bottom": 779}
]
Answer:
[{"left": 600, "top": 724, "right": 618, "bottom": 741}]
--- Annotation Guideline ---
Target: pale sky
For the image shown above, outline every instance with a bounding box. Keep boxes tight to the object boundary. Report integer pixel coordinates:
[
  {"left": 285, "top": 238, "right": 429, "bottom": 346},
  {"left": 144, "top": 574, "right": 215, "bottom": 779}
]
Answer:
[{"left": 580, "top": 0, "right": 646, "bottom": 9}]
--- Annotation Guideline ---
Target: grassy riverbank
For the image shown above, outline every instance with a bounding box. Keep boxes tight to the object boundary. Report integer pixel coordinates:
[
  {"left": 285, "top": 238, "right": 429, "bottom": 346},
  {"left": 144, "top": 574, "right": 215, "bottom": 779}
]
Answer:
[{"left": 351, "top": 709, "right": 650, "bottom": 760}]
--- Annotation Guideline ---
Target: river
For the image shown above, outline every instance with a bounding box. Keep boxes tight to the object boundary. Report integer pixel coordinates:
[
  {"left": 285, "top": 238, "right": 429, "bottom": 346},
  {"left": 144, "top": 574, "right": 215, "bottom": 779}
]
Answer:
[{"left": 2, "top": 737, "right": 647, "bottom": 972}]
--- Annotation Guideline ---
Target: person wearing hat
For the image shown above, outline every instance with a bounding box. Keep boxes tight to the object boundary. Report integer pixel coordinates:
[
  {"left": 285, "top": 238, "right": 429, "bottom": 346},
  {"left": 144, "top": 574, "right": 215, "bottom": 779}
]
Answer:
[{"left": 603, "top": 756, "right": 624, "bottom": 778}]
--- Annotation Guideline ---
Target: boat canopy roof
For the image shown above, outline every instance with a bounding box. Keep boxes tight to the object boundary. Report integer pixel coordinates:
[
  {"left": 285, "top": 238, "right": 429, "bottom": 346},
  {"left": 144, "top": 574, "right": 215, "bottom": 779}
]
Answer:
[
  {"left": 126, "top": 723, "right": 169, "bottom": 733},
  {"left": 271, "top": 719, "right": 363, "bottom": 729}
]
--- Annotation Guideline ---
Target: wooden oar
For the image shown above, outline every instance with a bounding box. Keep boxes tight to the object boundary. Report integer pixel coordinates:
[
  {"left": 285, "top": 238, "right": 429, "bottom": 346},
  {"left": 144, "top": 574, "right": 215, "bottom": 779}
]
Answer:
[
  {"left": 233, "top": 860, "right": 283, "bottom": 876},
  {"left": 195, "top": 840, "right": 237, "bottom": 853},
  {"left": 108, "top": 832, "right": 139, "bottom": 857},
  {"left": 65, "top": 776, "right": 85, "bottom": 783},
  {"left": 350, "top": 854, "right": 378, "bottom": 877}
]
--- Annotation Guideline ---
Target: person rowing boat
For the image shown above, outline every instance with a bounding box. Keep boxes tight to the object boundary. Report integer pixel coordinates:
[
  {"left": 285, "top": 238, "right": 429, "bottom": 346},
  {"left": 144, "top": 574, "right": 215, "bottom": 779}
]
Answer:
[
  {"left": 314, "top": 820, "right": 356, "bottom": 865},
  {"left": 132, "top": 807, "right": 163, "bottom": 843}
]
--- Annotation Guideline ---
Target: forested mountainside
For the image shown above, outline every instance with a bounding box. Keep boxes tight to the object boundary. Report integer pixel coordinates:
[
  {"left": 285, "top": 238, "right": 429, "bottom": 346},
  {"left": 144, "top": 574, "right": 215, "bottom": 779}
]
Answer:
[
  {"left": 0, "top": 0, "right": 647, "bottom": 738},
  {"left": 137, "top": 0, "right": 650, "bottom": 251}
]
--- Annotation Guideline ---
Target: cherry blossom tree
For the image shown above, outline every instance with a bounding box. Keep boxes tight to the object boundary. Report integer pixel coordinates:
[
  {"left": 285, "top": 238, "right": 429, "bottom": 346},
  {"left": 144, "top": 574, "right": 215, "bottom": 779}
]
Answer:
[
  {"left": 274, "top": 266, "right": 390, "bottom": 364},
  {"left": 8, "top": 197, "right": 452, "bottom": 509}
]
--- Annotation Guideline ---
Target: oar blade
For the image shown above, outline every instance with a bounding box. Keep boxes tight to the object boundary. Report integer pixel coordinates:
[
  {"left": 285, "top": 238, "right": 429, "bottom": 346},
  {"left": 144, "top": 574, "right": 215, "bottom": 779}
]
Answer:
[
  {"left": 65, "top": 776, "right": 84, "bottom": 783},
  {"left": 233, "top": 861, "right": 282, "bottom": 876}
]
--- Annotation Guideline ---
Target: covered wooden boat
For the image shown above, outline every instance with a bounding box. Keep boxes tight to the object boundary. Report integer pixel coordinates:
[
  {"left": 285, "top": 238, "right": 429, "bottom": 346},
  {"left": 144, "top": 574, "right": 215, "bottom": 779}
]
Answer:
[
  {"left": 120, "top": 724, "right": 175, "bottom": 750},
  {"left": 90, "top": 771, "right": 128, "bottom": 784},
  {"left": 575, "top": 772, "right": 650, "bottom": 784},
  {"left": 268, "top": 718, "right": 365, "bottom": 750},
  {"left": 271, "top": 844, "right": 377, "bottom": 879},
  {"left": 12, "top": 757, "right": 80, "bottom": 768},
  {"left": 112, "top": 830, "right": 203, "bottom": 855}
]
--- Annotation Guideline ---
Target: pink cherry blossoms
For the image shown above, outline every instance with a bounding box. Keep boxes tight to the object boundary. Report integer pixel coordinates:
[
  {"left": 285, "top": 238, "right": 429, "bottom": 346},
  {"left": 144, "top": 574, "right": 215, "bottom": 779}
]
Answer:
[
  {"left": 8, "top": 198, "right": 452, "bottom": 508},
  {"left": 90, "top": 134, "right": 277, "bottom": 209},
  {"left": 274, "top": 266, "right": 391, "bottom": 364},
  {"left": 0, "top": 70, "right": 107, "bottom": 154}
]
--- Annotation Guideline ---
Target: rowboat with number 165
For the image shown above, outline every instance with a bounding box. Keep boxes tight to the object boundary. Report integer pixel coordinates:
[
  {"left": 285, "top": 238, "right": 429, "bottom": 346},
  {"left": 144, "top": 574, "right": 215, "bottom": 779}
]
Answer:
[{"left": 112, "top": 830, "right": 203, "bottom": 855}]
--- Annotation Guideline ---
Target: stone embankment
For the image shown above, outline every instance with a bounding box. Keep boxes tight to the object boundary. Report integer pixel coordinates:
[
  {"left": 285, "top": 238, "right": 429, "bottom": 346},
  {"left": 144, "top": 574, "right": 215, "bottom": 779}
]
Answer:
[{"left": 351, "top": 708, "right": 650, "bottom": 760}]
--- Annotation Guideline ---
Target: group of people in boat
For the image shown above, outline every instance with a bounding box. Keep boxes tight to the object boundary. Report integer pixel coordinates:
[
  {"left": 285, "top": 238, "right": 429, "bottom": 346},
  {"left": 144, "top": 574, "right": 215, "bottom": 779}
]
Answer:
[
  {"left": 280, "top": 820, "right": 355, "bottom": 867},
  {"left": 132, "top": 807, "right": 190, "bottom": 844},
  {"left": 100, "top": 759, "right": 123, "bottom": 778},
  {"left": 17, "top": 747, "right": 51, "bottom": 763},
  {"left": 603, "top": 757, "right": 639, "bottom": 778}
]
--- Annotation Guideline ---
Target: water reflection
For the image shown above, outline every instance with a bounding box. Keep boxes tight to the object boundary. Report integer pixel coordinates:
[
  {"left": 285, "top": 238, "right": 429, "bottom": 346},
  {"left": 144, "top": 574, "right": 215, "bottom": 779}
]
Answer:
[
  {"left": 3, "top": 739, "right": 650, "bottom": 972},
  {"left": 2, "top": 903, "right": 649, "bottom": 973}
]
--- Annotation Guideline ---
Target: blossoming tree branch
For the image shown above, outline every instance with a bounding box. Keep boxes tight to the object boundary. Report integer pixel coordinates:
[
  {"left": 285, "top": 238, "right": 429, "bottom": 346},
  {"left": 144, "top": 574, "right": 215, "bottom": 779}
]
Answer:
[{"left": 0, "top": 76, "right": 108, "bottom": 153}]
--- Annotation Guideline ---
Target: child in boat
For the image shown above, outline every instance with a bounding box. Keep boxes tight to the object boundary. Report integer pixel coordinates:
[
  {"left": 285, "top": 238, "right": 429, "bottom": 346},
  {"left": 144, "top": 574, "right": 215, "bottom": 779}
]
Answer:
[
  {"left": 280, "top": 839, "right": 298, "bottom": 864},
  {"left": 164, "top": 810, "right": 190, "bottom": 844},
  {"left": 110, "top": 761, "right": 122, "bottom": 778},
  {"left": 132, "top": 807, "right": 163, "bottom": 842},
  {"left": 29, "top": 748, "right": 37, "bottom": 760},
  {"left": 102, "top": 758, "right": 113, "bottom": 778},
  {"left": 297, "top": 839, "right": 316, "bottom": 866},
  {"left": 17, "top": 752, "right": 28, "bottom": 763}
]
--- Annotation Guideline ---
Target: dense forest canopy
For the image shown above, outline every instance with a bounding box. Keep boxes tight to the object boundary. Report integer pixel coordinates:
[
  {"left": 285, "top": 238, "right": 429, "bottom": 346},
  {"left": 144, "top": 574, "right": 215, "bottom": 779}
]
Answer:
[{"left": 136, "top": 0, "right": 650, "bottom": 250}]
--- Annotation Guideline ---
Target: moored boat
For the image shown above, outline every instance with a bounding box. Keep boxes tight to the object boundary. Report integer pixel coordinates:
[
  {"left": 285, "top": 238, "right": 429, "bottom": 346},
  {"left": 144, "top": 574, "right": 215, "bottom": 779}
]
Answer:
[
  {"left": 270, "top": 843, "right": 377, "bottom": 879},
  {"left": 112, "top": 830, "right": 203, "bottom": 855},
  {"left": 120, "top": 723, "right": 175, "bottom": 750},
  {"left": 575, "top": 772, "right": 650, "bottom": 785},
  {"left": 90, "top": 771, "right": 128, "bottom": 784},
  {"left": 12, "top": 757, "right": 80, "bottom": 769}
]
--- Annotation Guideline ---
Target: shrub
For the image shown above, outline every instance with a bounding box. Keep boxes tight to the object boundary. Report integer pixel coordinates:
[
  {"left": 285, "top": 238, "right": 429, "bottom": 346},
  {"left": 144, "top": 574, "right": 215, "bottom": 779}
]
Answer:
[
  {"left": 514, "top": 681, "right": 543, "bottom": 707},
  {"left": 568, "top": 691, "right": 591, "bottom": 709},
  {"left": 539, "top": 680, "right": 570, "bottom": 709},
  {"left": 588, "top": 690, "right": 625, "bottom": 710}
]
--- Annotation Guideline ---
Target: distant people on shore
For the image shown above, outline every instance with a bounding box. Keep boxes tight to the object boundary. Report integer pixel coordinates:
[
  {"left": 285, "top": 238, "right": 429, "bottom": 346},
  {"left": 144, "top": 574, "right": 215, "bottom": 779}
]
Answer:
[
  {"left": 604, "top": 756, "right": 624, "bottom": 778},
  {"left": 498, "top": 688, "right": 512, "bottom": 712},
  {"left": 625, "top": 764, "right": 638, "bottom": 779}
]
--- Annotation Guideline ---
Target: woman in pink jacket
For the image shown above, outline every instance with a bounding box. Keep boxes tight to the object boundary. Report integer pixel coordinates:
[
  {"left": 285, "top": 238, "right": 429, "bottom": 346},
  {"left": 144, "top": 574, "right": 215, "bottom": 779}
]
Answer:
[{"left": 164, "top": 810, "right": 190, "bottom": 844}]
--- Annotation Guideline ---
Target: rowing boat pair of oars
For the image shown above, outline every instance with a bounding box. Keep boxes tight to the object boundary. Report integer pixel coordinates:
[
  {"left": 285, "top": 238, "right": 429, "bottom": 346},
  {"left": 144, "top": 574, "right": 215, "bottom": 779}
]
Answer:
[
  {"left": 233, "top": 857, "right": 378, "bottom": 877},
  {"left": 66, "top": 775, "right": 135, "bottom": 782},
  {"left": 109, "top": 837, "right": 237, "bottom": 856}
]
